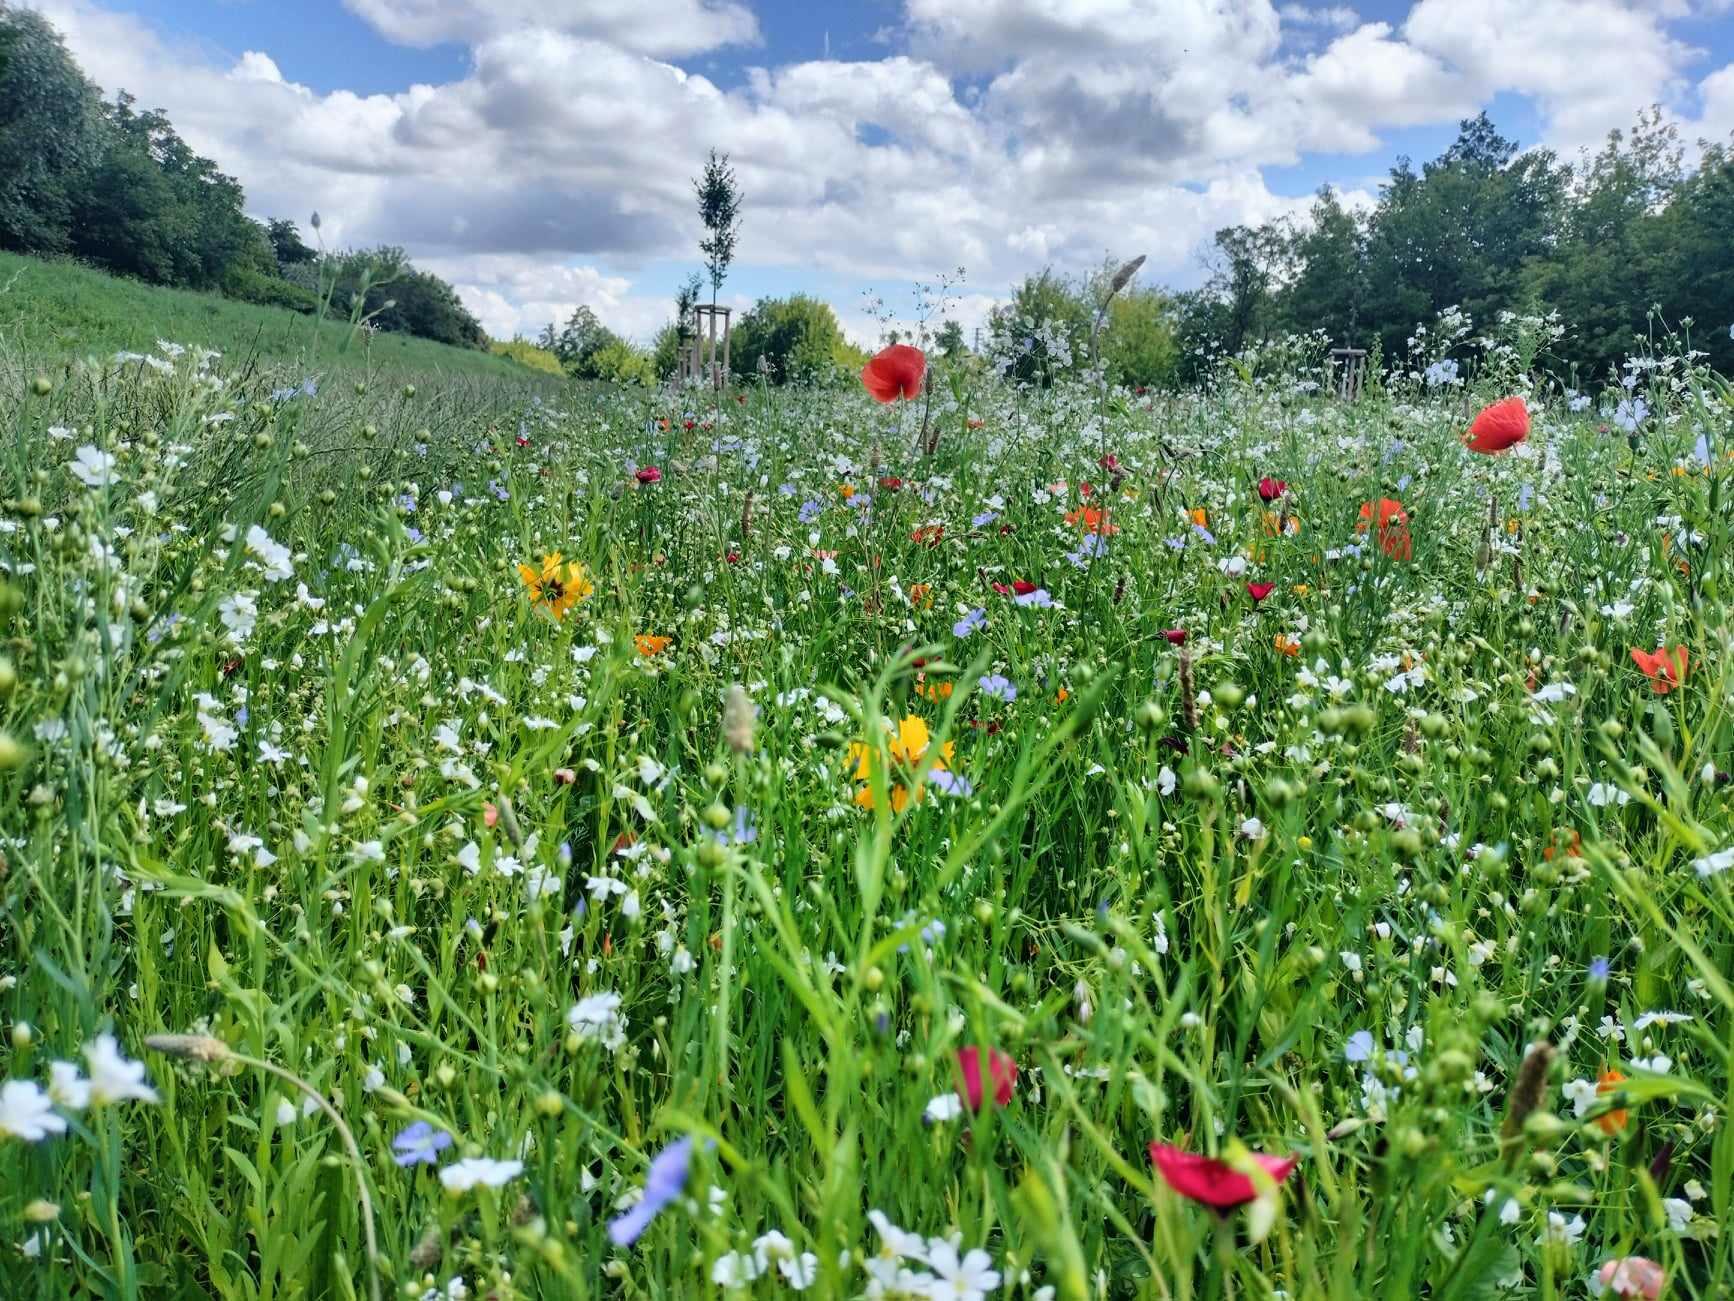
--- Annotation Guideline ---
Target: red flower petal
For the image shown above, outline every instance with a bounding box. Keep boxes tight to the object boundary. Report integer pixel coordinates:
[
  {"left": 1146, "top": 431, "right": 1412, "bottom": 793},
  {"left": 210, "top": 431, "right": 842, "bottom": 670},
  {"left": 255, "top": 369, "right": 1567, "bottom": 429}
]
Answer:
[
  {"left": 1466, "top": 397, "right": 1530, "bottom": 454},
  {"left": 1257, "top": 477, "right": 1287, "bottom": 502},
  {"left": 1246, "top": 582, "right": 1275, "bottom": 602},
  {"left": 1012, "top": 580, "right": 1038, "bottom": 596},
  {"left": 1163, "top": 628, "right": 1188, "bottom": 645},
  {"left": 1148, "top": 1144, "right": 1297, "bottom": 1208},
  {"left": 861, "top": 344, "right": 927, "bottom": 403},
  {"left": 956, "top": 1046, "right": 1017, "bottom": 1110}
]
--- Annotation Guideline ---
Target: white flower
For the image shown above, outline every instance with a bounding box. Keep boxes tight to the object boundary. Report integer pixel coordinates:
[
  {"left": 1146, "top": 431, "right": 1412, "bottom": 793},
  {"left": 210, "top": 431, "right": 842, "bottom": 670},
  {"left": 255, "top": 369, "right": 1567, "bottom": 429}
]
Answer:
[
  {"left": 924, "top": 1093, "right": 964, "bottom": 1123},
  {"left": 567, "top": 993, "right": 626, "bottom": 1051},
  {"left": 779, "top": 1252, "right": 820, "bottom": 1290},
  {"left": 1586, "top": 783, "right": 1630, "bottom": 808},
  {"left": 69, "top": 445, "right": 117, "bottom": 489},
  {"left": 868, "top": 1209, "right": 930, "bottom": 1264},
  {"left": 83, "top": 1034, "right": 158, "bottom": 1105},
  {"left": 1632, "top": 1011, "right": 1692, "bottom": 1031},
  {"left": 47, "top": 1060, "right": 90, "bottom": 1112},
  {"left": 1239, "top": 817, "right": 1266, "bottom": 841},
  {"left": 925, "top": 1240, "right": 1001, "bottom": 1301},
  {"left": 0, "top": 1081, "right": 66, "bottom": 1142},
  {"left": 710, "top": 1250, "right": 762, "bottom": 1288},
  {"left": 1539, "top": 1211, "right": 1585, "bottom": 1248},
  {"left": 1692, "top": 847, "right": 1734, "bottom": 878},
  {"left": 1663, "top": 1197, "right": 1693, "bottom": 1232},
  {"left": 1562, "top": 1078, "right": 1597, "bottom": 1118},
  {"left": 219, "top": 593, "right": 258, "bottom": 645},
  {"left": 438, "top": 1157, "right": 523, "bottom": 1194},
  {"left": 244, "top": 525, "right": 294, "bottom": 582}
]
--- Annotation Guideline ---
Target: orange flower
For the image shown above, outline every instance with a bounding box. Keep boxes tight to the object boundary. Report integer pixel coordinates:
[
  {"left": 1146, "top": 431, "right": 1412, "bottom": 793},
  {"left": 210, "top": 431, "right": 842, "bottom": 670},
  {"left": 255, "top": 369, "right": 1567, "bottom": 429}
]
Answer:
[
  {"left": 1465, "top": 396, "right": 1530, "bottom": 453},
  {"left": 839, "top": 483, "right": 856, "bottom": 500},
  {"left": 634, "top": 634, "right": 672, "bottom": 657},
  {"left": 1189, "top": 507, "right": 1209, "bottom": 529},
  {"left": 916, "top": 677, "right": 953, "bottom": 701},
  {"left": 1273, "top": 633, "right": 1301, "bottom": 657},
  {"left": 1055, "top": 687, "right": 1069, "bottom": 703},
  {"left": 1262, "top": 511, "right": 1301, "bottom": 537},
  {"left": 860, "top": 343, "right": 927, "bottom": 403},
  {"left": 1596, "top": 1069, "right": 1629, "bottom": 1135},
  {"left": 908, "top": 583, "right": 933, "bottom": 608},
  {"left": 517, "top": 551, "right": 594, "bottom": 620},
  {"left": 1064, "top": 505, "right": 1118, "bottom": 535},
  {"left": 1357, "top": 498, "right": 1412, "bottom": 561},
  {"left": 1629, "top": 646, "right": 1687, "bottom": 694},
  {"left": 911, "top": 524, "right": 945, "bottom": 546}
]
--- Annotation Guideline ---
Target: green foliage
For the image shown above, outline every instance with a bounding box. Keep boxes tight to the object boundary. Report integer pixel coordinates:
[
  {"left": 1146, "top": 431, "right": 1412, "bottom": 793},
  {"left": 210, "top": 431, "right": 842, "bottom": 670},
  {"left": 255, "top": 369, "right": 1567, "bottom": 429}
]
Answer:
[
  {"left": 1099, "top": 289, "right": 1178, "bottom": 388},
  {"left": 934, "top": 319, "right": 967, "bottom": 359},
  {"left": 987, "top": 269, "right": 1093, "bottom": 385},
  {"left": 695, "top": 149, "right": 742, "bottom": 304},
  {"left": 490, "top": 337, "right": 566, "bottom": 376},
  {"left": 586, "top": 336, "right": 656, "bottom": 385},
  {"left": 730, "top": 293, "right": 857, "bottom": 384},
  {"left": 322, "top": 246, "right": 488, "bottom": 351},
  {"left": 0, "top": 249, "right": 545, "bottom": 382},
  {"left": 267, "top": 218, "right": 317, "bottom": 270},
  {"left": 221, "top": 263, "right": 319, "bottom": 315},
  {"left": 0, "top": 3, "right": 105, "bottom": 256}
]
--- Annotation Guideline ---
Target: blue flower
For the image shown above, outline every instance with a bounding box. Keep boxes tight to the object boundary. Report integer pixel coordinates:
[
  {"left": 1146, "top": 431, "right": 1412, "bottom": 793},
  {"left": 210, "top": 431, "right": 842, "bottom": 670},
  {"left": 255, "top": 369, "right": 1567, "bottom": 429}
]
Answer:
[
  {"left": 798, "top": 499, "right": 824, "bottom": 523},
  {"left": 392, "top": 1121, "right": 453, "bottom": 1167},
  {"left": 1013, "top": 588, "right": 1052, "bottom": 608},
  {"left": 953, "top": 607, "right": 986, "bottom": 637},
  {"left": 1190, "top": 524, "right": 1215, "bottom": 546},
  {"left": 972, "top": 510, "right": 999, "bottom": 527},
  {"left": 608, "top": 1136, "right": 693, "bottom": 1246},
  {"left": 1589, "top": 956, "right": 1610, "bottom": 982},
  {"left": 1344, "top": 1030, "right": 1375, "bottom": 1063},
  {"left": 712, "top": 807, "right": 757, "bottom": 846},
  {"left": 978, "top": 674, "right": 1017, "bottom": 702}
]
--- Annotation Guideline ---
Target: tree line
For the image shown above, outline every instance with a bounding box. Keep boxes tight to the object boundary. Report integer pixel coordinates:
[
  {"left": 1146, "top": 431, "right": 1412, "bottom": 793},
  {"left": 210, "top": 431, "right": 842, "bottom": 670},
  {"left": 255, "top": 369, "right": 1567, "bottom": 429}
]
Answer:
[
  {"left": 0, "top": 3, "right": 487, "bottom": 351},
  {"left": 1172, "top": 110, "right": 1734, "bottom": 384}
]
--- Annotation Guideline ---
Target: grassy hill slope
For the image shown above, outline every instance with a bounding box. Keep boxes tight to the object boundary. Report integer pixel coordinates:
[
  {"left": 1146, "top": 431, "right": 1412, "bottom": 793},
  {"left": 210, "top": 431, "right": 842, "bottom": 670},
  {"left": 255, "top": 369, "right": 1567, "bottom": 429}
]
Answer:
[{"left": 0, "top": 251, "right": 548, "bottom": 384}]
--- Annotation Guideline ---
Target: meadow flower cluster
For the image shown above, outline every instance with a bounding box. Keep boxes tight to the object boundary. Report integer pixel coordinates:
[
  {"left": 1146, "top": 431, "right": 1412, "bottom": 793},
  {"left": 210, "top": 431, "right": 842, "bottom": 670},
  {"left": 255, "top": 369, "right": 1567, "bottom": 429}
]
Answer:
[{"left": 0, "top": 325, "right": 1732, "bottom": 1298}]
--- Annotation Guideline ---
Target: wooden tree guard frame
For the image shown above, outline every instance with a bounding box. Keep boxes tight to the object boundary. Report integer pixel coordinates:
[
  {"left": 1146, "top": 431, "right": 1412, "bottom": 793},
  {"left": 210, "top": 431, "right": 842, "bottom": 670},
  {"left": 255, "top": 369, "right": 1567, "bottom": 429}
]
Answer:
[
  {"left": 681, "top": 304, "right": 732, "bottom": 388},
  {"left": 1331, "top": 348, "right": 1368, "bottom": 401}
]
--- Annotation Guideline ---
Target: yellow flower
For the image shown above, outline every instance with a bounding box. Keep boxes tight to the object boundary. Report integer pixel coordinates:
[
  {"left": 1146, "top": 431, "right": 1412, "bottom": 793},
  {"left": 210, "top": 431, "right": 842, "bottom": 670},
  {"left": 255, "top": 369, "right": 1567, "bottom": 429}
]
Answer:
[
  {"left": 517, "top": 552, "right": 593, "bottom": 620},
  {"left": 848, "top": 715, "right": 955, "bottom": 812}
]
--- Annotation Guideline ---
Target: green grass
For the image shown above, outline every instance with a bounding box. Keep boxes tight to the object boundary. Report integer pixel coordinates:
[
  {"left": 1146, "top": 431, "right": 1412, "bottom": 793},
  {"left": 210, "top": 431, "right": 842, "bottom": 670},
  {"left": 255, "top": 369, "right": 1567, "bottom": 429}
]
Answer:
[
  {"left": 0, "top": 322, "right": 1731, "bottom": 1301},
  {"left": 0, "top": 251, "right": 548, "bottom": 384}
]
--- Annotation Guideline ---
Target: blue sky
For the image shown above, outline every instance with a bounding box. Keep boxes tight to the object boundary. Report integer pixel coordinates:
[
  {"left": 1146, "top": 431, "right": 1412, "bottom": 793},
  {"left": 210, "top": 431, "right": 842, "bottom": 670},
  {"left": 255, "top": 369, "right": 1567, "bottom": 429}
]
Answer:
[{"left": 29, "top": 0, "right": 1734, "bottom": 344}]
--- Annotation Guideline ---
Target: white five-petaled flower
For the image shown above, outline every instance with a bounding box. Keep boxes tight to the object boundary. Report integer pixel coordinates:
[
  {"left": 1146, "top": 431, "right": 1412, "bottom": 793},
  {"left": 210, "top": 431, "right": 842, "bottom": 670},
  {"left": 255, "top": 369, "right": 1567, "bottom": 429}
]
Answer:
[
  {"left": 0, "top": 1081, "right": 66, "bottom": 1142},
  {"left": 69, "top": 445, "right": 117, "bottom": 489},
  {"left": 84, "top": 1034, "right": 158, "bottom": 1105},
  {"left": 437, "top": 1157, "right": 523, "bottom": 1194}
]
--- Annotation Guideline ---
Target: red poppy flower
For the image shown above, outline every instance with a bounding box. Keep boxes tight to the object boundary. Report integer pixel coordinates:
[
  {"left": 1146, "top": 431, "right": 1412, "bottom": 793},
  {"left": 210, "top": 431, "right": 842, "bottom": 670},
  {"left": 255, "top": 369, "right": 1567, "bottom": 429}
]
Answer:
[
  {"left": 1246, "top": 582, "right": 1275, "bottom": 603},
  {"left": 1357, "top": 498, "right": 1412, "bottom": 561},
  {"left": 880, "top": 476, "right": 904, "bottom": 492},
  {"left": 1098, "top": 453, "right": 1120, "bottom": 472},
  {"left": 635, "top": 465, "right": 662, "bottom": 484},
  {"left": 1257, "top": 477, "right": 1287, "bottom": 502},
  {"left": 860, "top": 344, "right": 927, "bottom": 403},
  {"left": 1149, "top": 1144, "right": 1297, "bottom": 1209},
  {"left": 1630, "top": 646, "right": 1688, "bottom": 694},
  {"left": 955, "top": 1046, "right": 1017, "bottom": 1110},
  {"left": 515, "top": 434, "right": 531, "bottom": 448},
  {"left": 1011, "top": 580, "right": 1038, "bottom": 597},
  {"left": 1466, "top": 397, "right": 1530, "bottom": 454},
  {"left": 1163, "top": 628, "right": 1188, "bottom": 645},
  {"left": 725, "top": 550, "right": 741, "bottom": 564}
]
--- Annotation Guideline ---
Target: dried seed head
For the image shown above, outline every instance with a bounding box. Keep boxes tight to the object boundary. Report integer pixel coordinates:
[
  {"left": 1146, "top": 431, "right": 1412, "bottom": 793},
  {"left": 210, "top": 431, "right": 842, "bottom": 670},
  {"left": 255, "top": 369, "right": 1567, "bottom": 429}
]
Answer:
[
  {"left": 1499, "top": 1040, "right": 1555, "bottom": 1155},
  {"left": 723, "top": 684, "right": 755, "bottom": 754},
  {"left": 1107, "top": 254, "right": 1146, "bottom": 299},
  {"left": 1178, "top": 647, "right": 1198, "bottom": 734},
  {"left": 144, "top": 1033, "right": 231, "bottom": 1063}
]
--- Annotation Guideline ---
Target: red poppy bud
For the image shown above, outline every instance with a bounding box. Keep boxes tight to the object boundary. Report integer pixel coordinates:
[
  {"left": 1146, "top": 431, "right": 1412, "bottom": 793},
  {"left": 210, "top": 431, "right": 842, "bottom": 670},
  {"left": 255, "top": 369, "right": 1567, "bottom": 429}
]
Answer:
[{"left": 1149, "top": 1143, "right": 1297, "bottom": 1209}]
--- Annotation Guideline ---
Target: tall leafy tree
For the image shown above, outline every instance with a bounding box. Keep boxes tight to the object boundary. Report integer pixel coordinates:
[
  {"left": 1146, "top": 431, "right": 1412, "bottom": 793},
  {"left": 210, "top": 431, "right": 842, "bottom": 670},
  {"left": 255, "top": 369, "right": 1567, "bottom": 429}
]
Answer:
[
  {"left": 0, "top": 3, "right": 104, "bottom": 255},
  {"left": 694, "top": 149, "right": 742, "bottom": 307},
  {"left": 730, "top": 294, "right": 858, "bottom": 383},
  {"left": 1284, "top": 187, "right": 1365, "bottom": 346}
]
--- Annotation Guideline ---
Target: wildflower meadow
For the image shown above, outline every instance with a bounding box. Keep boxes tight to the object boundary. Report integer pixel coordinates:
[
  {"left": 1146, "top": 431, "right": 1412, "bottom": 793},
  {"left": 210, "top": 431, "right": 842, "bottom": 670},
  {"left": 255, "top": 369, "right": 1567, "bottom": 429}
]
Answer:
[{"left": 2, "top": 314, "right": 1734, "bottom": 1301}]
